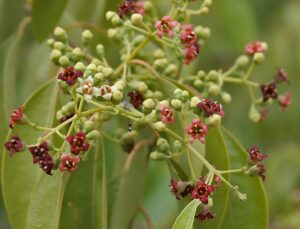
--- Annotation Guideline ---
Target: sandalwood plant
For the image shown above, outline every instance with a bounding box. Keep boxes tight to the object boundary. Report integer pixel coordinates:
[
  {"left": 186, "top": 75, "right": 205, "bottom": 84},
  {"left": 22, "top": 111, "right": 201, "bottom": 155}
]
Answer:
[{"left": 1, "top": 0, "right": 292, "bottom": 228}]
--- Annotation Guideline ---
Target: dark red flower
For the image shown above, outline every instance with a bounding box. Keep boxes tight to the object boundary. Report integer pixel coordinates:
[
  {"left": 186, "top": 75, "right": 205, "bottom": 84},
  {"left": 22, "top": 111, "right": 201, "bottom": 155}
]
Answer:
[
  {"left": 29, "top": 142, "right": 50, "bottom": 164},
  {"left": 169, "top": 179, "right": 194, "bottom": 200},
  {"left": 192, "top": 181, "right": 215, "bottom": 204},
  {"left": 197, "top": 98, "right": 224, "bottom": 117},
  {"left": 213, "top": 175, "right": 222, "bottom": 188},
  {"left": 275, "top": 69, "right": 289, "bottom": 83},
  {"left": 155, "top": 16, "right": 179, "bottom": 38},
  {"left": 260, "top": 82, "right": 278, "bottom": 102},
  {"left": 66, "top": 131, "right": 90, "bottom": 155},
  {"left": 278, "top": 92, "right": 292, "bottom": 111},
  {"left": 118, "top": 0, "right": 144, "bottom": 17},
  {"left": 39, "top": 154, "right": 54, "bottom": 175},
  {"left": 160, "top": 105, "right": 175, "bottom": 124},
  {"left": 58, "top": 66, "right": 82, "bottom": 86},
  {"left": 185, "top": 119, "right": 208, "bottom": 144},
  {"left": 247, "top": 146, "right": 267, "bottom": 164},
  {"left": 184, "top": 43, "right": 200, "bottom": 65},
  {"left": 4, "top": 136, "right": 24, "bottom": 158},
  {"left": 180, "top": 24, "right": 198, "bottom": 45},
  {"left": 245, "top": 41, "right": 265, "bottom": 56},
  {"left": 195, "top": 209, "right": 215, "bottom": 221},
  {"left": 59, "top": 154, "right": 80, "bottom": 172},
  {"left": 9, "top": 106, "right": 26, "bottom": 129},
  {"left": 128, "top": 91, "right": 144, "bottom": 109}
]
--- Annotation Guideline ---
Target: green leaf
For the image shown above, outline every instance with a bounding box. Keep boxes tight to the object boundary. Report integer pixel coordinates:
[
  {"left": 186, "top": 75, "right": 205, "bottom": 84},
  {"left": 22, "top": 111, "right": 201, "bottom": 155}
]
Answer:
[
  {"left": 221, "top": 127, "right": 269, "bottom": 229},
  {"left": 1, "top": 79, "right": 65, "bottom": 229},
  {"left": 172, "top": 199, "right": 201, "bottom": 229},
  {"left": 32, "top": 0, "right": 69, "bottom": 41}
]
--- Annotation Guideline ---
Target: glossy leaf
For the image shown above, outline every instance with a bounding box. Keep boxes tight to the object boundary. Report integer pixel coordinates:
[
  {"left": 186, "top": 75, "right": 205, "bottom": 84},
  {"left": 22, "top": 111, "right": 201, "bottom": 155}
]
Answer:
[
  {"left": 32, "top": 0, "right": 69, "bottom": 41},
  {"left": 172, "top": 199, "right": 201, "bottom": 229},
  {"left": 221, "top": 128, "right": 269, "bottom": 229}
]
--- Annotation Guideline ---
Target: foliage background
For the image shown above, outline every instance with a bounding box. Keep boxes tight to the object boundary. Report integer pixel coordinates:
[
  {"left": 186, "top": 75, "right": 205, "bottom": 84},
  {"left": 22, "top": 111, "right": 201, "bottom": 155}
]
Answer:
[{"left": 0, "top": 0, "right": 299, "bottom": 228}]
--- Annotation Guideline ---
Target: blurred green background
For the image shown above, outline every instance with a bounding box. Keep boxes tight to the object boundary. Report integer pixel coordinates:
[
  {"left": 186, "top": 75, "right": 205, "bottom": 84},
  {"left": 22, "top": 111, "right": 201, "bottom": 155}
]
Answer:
[{"left": 0, "top": 0, "right": 299, "bottom": 228}]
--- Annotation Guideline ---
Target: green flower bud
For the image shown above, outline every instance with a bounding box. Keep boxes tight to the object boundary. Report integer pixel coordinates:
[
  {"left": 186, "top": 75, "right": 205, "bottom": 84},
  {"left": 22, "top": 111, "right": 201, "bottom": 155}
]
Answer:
[
  {"left": 58, "top": 56, "right": 70, "bottom": 67},
  {"left": 221, "top": 92, "right": 232, "bottom": 103},
  {"left": 181, "top": 90, "right": 189, "bottom": 101},
  {"left": 56, "top": 111, "right": 64, "bottom": 121},
  {"left": 204, "top": 0, "right": 212, "bottom": 6},
  {"left": 253, "top": 53, "right": 265, "bottom": 64},
  {"left": 157, "top": 138, "right": 170, "bottom": 152},
  {"left": 96, "top": 44, "right": 105, "bottom": 57},
  {"left": 153, "top": 49, "right": 165, "bottom": 58},
  {"left": 53, "top": 41, "right": 65, "bottom": 51},
  {"left": 153, "top": 121, "right": 166, "bottom": 132},
  {"left": 159, "top": 100, "right": 169, "bottom": 107},
  {"left": 102, "top": 67, "right": 113, "bottom": 77},
  {"left": 143, "top": 98, "right": 156, "bottom": 110},
  {"left": 236, "top": 55, "right": 249, "bottom": 68},
  {"left": 153, "top": 91, "right": 163, "bottom": 100},
  {"left": 190, "top": 96, "right": 201, "bottom": 108},
  {"left": 83, "top": 120, "right": 94, "bottom": 133},
  {"left": 111, "top": 15, "right": 121, "bottom": 26},
  {"left": 106, "top": 11, "right": 116, "bottom": 21},
  {"left": 261, "top": 42, "right": 268, "bottom": 50},
  {"left": 86, "top": 130, "right": 100, "bottom": 140},
  {"left": 121, "top": 130, "right": 137, "bottom": 143},
  {"left": 171, "top": 99, "right": 182, "bottom": 111},
  {"left": 72, "top": 47, "right": 83, "bottom": 61},
  {"left": 47, "top": 38, "right": 55, "bottom": 47},
  {"left": 86, "top": 63, "right": 98, "bottom": 73},
  {"left": 172, "top": 140, "right": 183, "bottom": 153},
  {"left": 61, "top": 101, "right": 75, "bottom": 116},
  {"left": 193, "top": 79, "right": 204, "bottom": 88},
  {"left": 207, "top": 197, "right": 214, "bottom": 208},
  {"left": 174, "top": 88, "right": 183, "bottom": 96},
  {"left": 206, "top": 114, "right": 222, "bottom": 126},
  {"left": 74, "top": 62, "right": 86, "bottom": 72},
  {"left": 249, "top": 105, "right": 261, "bottom": 123},
  {"left": 197, "top": 70, "right": 206, "bottom": 79},
  {"left": 138, "top": 82, "right": 148, "bottom": 93},
  {"left": 132, "top": 35, "right": 145, "bottom": 46},
  {"left": 94, "top": 73, "right": 104, "bottom": 85},
  {"left": 82, "top": 30, "right": 93, "bottom": 45},
  {"left": 50, "top": 49, "right": 62, "bottom": 62},
  {"left": 207, "top": 70, "right": 219, "bottom": 81},
  {"left": 164, "top": 64, "right": 178, "bottom": 77},
  {"left": 144, "top": 1, "right": 153, "bottom": 11},
  {"left": 200, "top": 6, "right": 209, "bottom": 14},
  {"left": 153, "top": 58, "right": 168, "bottom": 70},
  {"left": 53, "top": 27, "right": 67, "bottom": 41},
  {"left": 107, "top": 29, "right": 118, "bottom": 39},
  {"left": 149, "top": 151, "right": 169, "bottom": 161},
  {"left": 112, "top": 90, "right": 123, "bottom": 102},
  {"left": 131, "top": 13, "right": 143, "bottom": 25},
  {"left": 208, "top": 84, "right": 221, "bottom": 96}
]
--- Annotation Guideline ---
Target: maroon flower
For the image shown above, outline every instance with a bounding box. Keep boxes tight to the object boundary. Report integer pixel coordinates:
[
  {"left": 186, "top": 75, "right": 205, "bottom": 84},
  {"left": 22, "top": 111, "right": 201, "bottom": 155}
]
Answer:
[
  {"left": 169, "top": 179, "right": 194, "bottom": 200},
  {"left": 260, "top": 82, "right": 278, "bottom": 102},
  {"left": 185, "top": 119, "right": 208, "bottom": 144},
  {"left": 184, "top": 43, "right": 200, "bottom": 65},
  {"left": 29, "top": 142, "right": 50, "bottom": 164},
  {"left": 39, "top": 154, "right": 54, "bottom": 175},
  {"left": 4, "top": 136, "right": 24, "bottom": 158},
  {"left": 9, "top": 106, "right": 26, "bottom": 129},
  {"left": 128, "top": 91, "right": 144, "bottom": 109},
  {"left": 66, "top": 131, "right": 90, "bottom": 155},
  {"left": 118, "top": 0, "right": 144, "bottom": 17},
  {"left": 195, "top": 209, "right": 215, "bottom": 221},
  {"left": 192, "top": 181, "right": 215, "bottom": 204},
  {"left": 58, "top": 66, "right": 82, "bottom": 86},
  {"left": 180, "top": 24, "right": 198, "bottom": 45},
  {"left": 278, "top": 92, "right": 292, "bottom": 111},
  {"left": 275, "top": 69, "right": 289, "bottom": 83},
  {"left": 160, "top": 105, "right": 175, "bottom": 124},
  {"left": 155, "top": 16, "right": 179, "bottom": 38},
  {"left": 59, "top": 154, "right": 80, "bottom": 173},
  {"left": 245, "top": 41, "right": 265, "bottom": 56},
  {"left": 247, "top": 146, "right": 267, "bottom": 164},
  {"left": 197, "top": 98, "right": 224, "bottom": 117}
]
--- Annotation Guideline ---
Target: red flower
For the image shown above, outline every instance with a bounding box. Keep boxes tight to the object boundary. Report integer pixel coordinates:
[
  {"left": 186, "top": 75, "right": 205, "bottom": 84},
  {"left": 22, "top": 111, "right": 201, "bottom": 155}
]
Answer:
[
  {"left": 160, "top": 105, "right": 175, "bottom": 124},
  {"left": 29, "top": 142, "right": 50, "bottom": 164},
  {"left": 39, "top": 154, "right": 54, "bottom": 175},
  {"left": 197, "top": 98, "right": 224, "bottom": 117},
  {"left": 275, "top": 69, "right": 289, "bottom": 83},
  {"left": 260, "top": 82, "right": 278, "bottom": 102},
  {"left": 58, "top": 66, "right": 82, "bottom": 86},
  {"left": 9, "top": 106, "right": 26, "bottom": 129},
  {"left": 128, "top": 91, "right": 144, "bottom": 109},
  {"left": 118, "top": 0, "right": 144, "bottom": 17},
  {"left": 247, "top": 146, "right": 267, "bottom": 164},
  {"left": 59, "top": 154, "right": 80, "bottom": 173},
  {"left": 4, "top": 136, "right": 24, "bottom": 158},
  {"left": 155, "top": 16, "right": 179, "bottom": 38},
  {"left": 278, "top": 92, "right": 292, "bottom": 111},
  {"left": 195, "top": 209, "right": 215, "bottom": 221},
  {"left": 169, "top": 179, "right": 194, "bottom": 200},
  {"left": 184, "top": 43, "right": 200, "bottom": 65},
  {"left": 66, "top": 131, "right": 90, "bottom": 155},
  {"left": 192, "top": 181, "right": 215, "bottom": 204},
  {"left": 245, "top": 41, "right": 265, "bottom": 56},
  {"left": 180, "top": 24, "right": 198, "bottom": 45},
  {"left": 185, "top": 119, "right": 208, "bottom": 144}
]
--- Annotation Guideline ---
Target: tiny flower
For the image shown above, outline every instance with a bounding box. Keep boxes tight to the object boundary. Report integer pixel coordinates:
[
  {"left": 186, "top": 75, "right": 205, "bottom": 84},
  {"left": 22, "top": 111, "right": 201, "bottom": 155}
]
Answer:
[
  {"left": 184, "top": 43, "right": 200, "bottom": 65},
  {"left": 128, "top": 91, "right": 144, "bottom": 109},
  {"left": 185, "top": 119, "right": 209, "bottom": 144},
  {"left": 197, "top": 98, "right": 225, "bottom": 117},
  {"left": 245, "top": 41, "right": 265, "bottom": 56},
  {"left": 192, "top": 180, "right": 215, "bottom": 204},
  {"left": 169, "top": 179, "right": 194, "bottom": 200},
  {"left": 99, "top": 85, "right": 117, "bottom": 100},
  {"left": 29, "top": 142, "right": 50, "bottom": 164},
  {"left": 160, "top": 105, "right": 175, "bottom": 124},
  {"left": 260, "top": 82, "right": 278, "bottom": 102},
  {"left": 275, "top": 68, "right": 289, "bottom": 83},
  {"left": 195, "top": 209, "right": 215, "bottom": 221},
  {"left": 77, "top": 76, "right": 100, "bottom": 102},
  {"left": 155, "top": 16, "right": 179, "bottom": 38},
  {"left": 278, "top": 92, "right": 292, "bottom": 111},
  {"left": 9, "top": 106, "right": 26, "bottom": 129},
  {"left": 4, "top": 136, "right": 24, "bottom": 157},
  {"left": 58, "top": 66, "right": 82, "bottom": 86},
  {"left": 213, "top": 175, "right": 222, "bottom": 188},
  {"left": 180, "top": 24, "right": 198, "bottom": 45},
  {"left": 118, "top": 0, "right": 144, "bottom": 17},
  {"left": 248, "top": 163, "right": 267, "bottom": 181},
  {"left": 39, "top": 154, "right": 54, "bottom": 175},
  {"left": 66, "top": 131, "right": 90, "bottom": 155},
  {"left": 247, "top": 146, "right": 267, "bottom": 164},
  {"left": 59, "top": 154, "right": 80, "bottom": 172}
]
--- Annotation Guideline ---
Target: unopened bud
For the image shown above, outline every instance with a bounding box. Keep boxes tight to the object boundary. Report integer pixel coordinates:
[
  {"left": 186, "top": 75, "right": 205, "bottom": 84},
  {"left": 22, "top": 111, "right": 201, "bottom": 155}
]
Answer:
[
  {"left": 53, "top": 27, "right": 67, "bottom": 41},
  {"left": 106, "top": 11, "right": 116, "bottom": 21},
  {"left": 131, "top": 13, "right": 143, "bottom": 25},
  {"left": 102, "top": 67, "right": 113, "bottom": 77},
  {"left": 58, "top": 56, "right": 70, "bottom": 67},
  {"left": 83, "top": 120, "right": 94, "bottom": 133},
  {"left": 249, "top": 105, "right": 261, "bottom": 123},
  {"left": 153, "top": 49, "right": 165, "bottom": 58},
  {"left": 72, "top": 47, "right": 83, "bottom": 60},
  {"left": 153, "top": 58, "right": 168, "bottom": 70},
  {"left": 150, "top": 151, "right": 169, "bottom": 161},
  {"left": 74, "top": 62, "right": 86, "bottom": 72},
  {"left": 50, "top": 49, "right": 62, "bottom": 62},
  {"left": 253, "top": 53, "right": 265, "bottom": 64},
  {"left": 190, "top": 96, "right": 201, "bottom": 108},
  {"left": 208, "top": 84, "right": 221, "bottom": 96},
  {"left": 157, "top": 138, "right": 170, "bottom": 152},
  {"left": 82, "top": 30, "right": 93, "bottom": 45},
  {"left": 171, "top": 99, "right": 182, "bottom": 111},
  {"left": 172, "top": 140, "right": 183, "bottom": 152},
  {"left": 206, "top": 114, "right": 222, "bottom": 126},
  {"left": 143, "top": 99, "right": 156, "bottom": 110},
  {"left": 47, "top": 38, "right": 55, "bottom": 47},
  {"left": 111, "top": 15, "right": 121, "bottom": 26},
  {"left": 153, "top": 121, "right": 166, "bottom": 132},
  {"left": 94, "top": 73, "right": 104, "bottom": 85},
  {"left": 236, "top": 55, "right": 249, "bottom": 68},
  {"left": 86, "top": 130, "right": 100, "bottom": 140},
  {"left": 221, "top": 92, "right": 232, "bottom": 103},
  {"left": 53, "top": 41, "right": 65, "bottom": 51},
  {"left": 112, "top": 90, "right": 123, "bottom": 102}
]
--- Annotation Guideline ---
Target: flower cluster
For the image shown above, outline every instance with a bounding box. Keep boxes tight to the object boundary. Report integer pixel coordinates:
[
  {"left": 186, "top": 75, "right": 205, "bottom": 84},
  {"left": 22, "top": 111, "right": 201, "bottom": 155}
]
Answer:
[
  {"left": 29, "top": 142, "right": 54, "bottom": 175},
  {"left": 118, "top": 0, "right": 144, "bottom": 18},
  {"left": 246, "top": 146, "right": 268, "bottom": 181}
]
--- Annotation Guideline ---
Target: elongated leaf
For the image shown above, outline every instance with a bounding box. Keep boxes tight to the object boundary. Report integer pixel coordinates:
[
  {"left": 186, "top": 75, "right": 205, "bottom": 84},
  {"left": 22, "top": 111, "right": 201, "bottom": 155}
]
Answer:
[
  {"left": 32, "top": 0, "right": 69, "bottom": 41},
  {"left": 172, "top": 199, "right": 201, "bottom": 229},
  {"left": 221, "top": 128, "right": 269, "bottom": 229}
]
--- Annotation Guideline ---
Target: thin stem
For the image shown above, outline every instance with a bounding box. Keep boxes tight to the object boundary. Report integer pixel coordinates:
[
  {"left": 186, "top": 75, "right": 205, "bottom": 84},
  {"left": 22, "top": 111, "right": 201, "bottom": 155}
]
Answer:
[
  {"left": 219, "top": 168, "right": 245, "bottom": 175},
  {"left": 138, "top": 206, "right": 154, "bottom": 229},
  {"left": 243, "top": 60, "right": 255, "bottom": 81}
]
